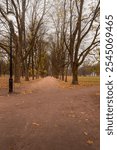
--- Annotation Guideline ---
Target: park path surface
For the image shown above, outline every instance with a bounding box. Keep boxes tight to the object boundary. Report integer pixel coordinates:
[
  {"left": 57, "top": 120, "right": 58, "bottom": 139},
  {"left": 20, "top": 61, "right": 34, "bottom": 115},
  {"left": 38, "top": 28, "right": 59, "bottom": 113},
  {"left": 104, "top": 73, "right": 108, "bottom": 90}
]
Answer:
[{"left": 0, "top": 77, "right": 100, "bottom": 150}]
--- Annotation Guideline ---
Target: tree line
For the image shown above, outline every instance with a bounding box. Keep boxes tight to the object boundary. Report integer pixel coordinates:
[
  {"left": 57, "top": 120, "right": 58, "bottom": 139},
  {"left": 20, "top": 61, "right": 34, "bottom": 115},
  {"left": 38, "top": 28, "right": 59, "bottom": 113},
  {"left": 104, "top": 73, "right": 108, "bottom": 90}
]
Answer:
[{"left": 0, "top": 0, "right": 100, "bottom": 84}]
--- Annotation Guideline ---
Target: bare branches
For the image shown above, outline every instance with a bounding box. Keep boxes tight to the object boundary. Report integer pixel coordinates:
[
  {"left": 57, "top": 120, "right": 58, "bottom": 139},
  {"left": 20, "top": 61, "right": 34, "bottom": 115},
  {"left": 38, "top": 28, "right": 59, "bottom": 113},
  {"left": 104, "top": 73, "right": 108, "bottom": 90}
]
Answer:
[{"left": 80, "top": 1, "right": 100, "bottom": 42}]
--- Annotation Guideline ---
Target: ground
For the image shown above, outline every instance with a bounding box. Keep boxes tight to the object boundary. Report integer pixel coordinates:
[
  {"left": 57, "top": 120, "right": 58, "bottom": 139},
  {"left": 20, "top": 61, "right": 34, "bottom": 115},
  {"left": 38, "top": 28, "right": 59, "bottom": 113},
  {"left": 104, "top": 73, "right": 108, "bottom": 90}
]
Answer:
[{"left": 0, "top": 77, "right": 100, "bottom": 150}]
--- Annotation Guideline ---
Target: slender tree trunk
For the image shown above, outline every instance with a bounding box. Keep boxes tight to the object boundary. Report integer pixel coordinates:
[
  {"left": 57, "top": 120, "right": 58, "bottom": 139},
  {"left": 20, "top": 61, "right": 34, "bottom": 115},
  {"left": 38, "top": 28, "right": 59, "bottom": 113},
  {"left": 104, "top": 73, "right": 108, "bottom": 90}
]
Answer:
[
  {"left": 62, "top": 72, "right": 64, "bottom": 81},
  {"left": 25, "top": 68, "right": 29, "bottom": 81},
  {"left": 36, "top": 62, "right": 40, "bottom": 79},
  {"left": 24, "top": 59, "right": 29, "bottom": 81},
  {"left": 72, "top": 63, "right": 78, "bottom": 85},
  {"left": 31, "top": 47, "right": 35, "bottom": 80},
  {"left": 59, "top": 74, "right": 62, "bottom": 80},
  {"left": 36, "top": 69, "right": 39, "bottom": 79},
  {"left": 61, "top": 67, "right": 64, "bottom": 81},
  {"left": 0, "top": 64, "right": 1, "bottom": 77}
]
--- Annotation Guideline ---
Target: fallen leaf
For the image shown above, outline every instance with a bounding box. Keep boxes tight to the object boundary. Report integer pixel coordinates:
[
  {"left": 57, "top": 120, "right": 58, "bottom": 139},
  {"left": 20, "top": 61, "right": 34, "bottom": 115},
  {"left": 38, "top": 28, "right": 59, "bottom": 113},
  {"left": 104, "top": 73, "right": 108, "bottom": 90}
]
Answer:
[
  {"left": 32, "top": 123, "right": 40, "bottom": 126},
  {"left": 81, "top": 112, "right": 85, "bottom": 114},
  {"left": 84, "top": 132, "right": 88, "bottom": 136},
  {"left": 68, "top": 114, "right": 76, "bottom": 118},
  {"left": 87, "top": 140, "right": 94, "bottom": 144}
]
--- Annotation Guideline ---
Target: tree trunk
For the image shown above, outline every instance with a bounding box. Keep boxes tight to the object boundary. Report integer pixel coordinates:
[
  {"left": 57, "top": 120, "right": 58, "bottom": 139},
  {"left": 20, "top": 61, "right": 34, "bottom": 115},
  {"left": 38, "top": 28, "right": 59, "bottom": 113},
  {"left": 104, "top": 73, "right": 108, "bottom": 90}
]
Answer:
[
  {"left": 24, "top": 60, "right": 29, "bottom": 81},
  {"left": 62, "top": 72, "right": 64, "bottom": 81},
  {"left": 59, "top": 75, "right": 62, "bottom": 80},
  {"left": 21, "top": 66, "right": 25, "bottom": 78},
  {"left": 72, "top": 63, "right": 78, "bottom": 85},
  {"left": 14, "top": 58, "right": 21, "bottom": 83},
  {"left": 36, "top": 69, "right": 39, "bottom": 79},
  {"left": 32, "top": 48, "right": 34, "bottom": 80},
  {"left": 0, "top": 64, "right": 1, "bottom": 77},
  {"left": 65, "top": 67, "right": 68, "bottom": 82},
  {"left": 65, "top": 74, "right": 67, "bottom": 82}
]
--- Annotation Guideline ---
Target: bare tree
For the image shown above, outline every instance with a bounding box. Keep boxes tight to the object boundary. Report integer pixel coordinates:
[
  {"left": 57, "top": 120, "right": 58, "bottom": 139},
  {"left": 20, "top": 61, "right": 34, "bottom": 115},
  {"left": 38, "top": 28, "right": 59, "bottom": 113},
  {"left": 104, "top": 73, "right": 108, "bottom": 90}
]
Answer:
[
  {"left": 0, "top": 0, "right": 47, "bottom": 82},
  {"left": 63, "top": 0, "right": 100, "bottom": 84}
]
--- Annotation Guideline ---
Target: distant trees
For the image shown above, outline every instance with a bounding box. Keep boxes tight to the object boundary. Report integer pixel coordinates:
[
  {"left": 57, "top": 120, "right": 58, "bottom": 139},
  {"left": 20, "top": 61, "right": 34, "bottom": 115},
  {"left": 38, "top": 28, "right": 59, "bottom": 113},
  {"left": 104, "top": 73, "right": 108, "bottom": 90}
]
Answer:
[
  {"left": 50, "top": 0, "right": 70, "bottom": 80},
  {"left": 0, "top": 61, "right": 8, "bottom": 76},
  {"left": 0, "top": 51, "right": 9, "bottom": 76},
  {"left": 79, "top": 62, "right": 100, "bottom": 76}
]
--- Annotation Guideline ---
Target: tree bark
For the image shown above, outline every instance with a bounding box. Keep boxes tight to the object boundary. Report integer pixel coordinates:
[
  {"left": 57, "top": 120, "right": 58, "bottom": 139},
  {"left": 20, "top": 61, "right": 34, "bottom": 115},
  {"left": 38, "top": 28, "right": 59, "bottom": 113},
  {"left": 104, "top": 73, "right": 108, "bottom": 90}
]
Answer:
[
  {"left": 14, "top": 57, "right": 21, "bottom": 83},
  {"left": 65, "top": 67, "right": 68, "bottom": 82},
  {"left": 36, "top": 69, "right": 39, "bottom": 79},
  {"left": 24, "top": 59, "right": 29, "bottom": 81},
  {"left": 72, "top": 63, "right": 78, "bottom": 85},
  {"left": 62, "top": 71, "right": 64, "bottom": 81},
  {"left": 32, "top": 48, "right": 34, "bottom": 80}
]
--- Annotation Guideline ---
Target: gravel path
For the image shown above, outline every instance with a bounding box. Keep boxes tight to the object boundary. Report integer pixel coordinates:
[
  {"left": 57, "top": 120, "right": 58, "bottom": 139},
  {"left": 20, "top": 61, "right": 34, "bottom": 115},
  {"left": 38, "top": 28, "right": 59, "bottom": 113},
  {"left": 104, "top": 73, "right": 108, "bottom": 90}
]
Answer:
[{"left": 0, "top": 77, "right": 100, "bottom": 150}]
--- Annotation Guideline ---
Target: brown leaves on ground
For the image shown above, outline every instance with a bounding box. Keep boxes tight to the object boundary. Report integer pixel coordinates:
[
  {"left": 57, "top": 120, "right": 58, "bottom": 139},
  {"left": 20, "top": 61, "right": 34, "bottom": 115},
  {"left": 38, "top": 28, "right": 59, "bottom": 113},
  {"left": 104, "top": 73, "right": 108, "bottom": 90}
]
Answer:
[
  {"left": 0, "top": 76, "right": 9, "bottom": 89},
  {"left": 87, "top": 139, "right": 94, "bottom": 145}
]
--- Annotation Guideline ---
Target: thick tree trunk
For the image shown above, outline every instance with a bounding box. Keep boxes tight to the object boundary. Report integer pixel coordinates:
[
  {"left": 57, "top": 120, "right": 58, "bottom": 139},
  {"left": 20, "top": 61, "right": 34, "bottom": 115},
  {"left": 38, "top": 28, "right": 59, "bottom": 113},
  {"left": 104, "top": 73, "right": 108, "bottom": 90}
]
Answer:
[
  {"left": 65, "top": 67, "right": 68, "bottom": 82},
  {"left": 14, "top": 58, "right": 21, "bottom": 83},
  {"left": 72, "top": 63, "right": 78, "bottom": 85}
]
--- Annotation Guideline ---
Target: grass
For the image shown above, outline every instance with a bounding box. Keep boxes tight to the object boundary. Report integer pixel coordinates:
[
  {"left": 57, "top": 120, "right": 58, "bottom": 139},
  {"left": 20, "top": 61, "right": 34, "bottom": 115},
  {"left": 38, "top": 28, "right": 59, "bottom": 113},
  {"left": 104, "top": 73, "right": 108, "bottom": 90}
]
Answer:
[
  {"left": 58, "top": 76, "right": 100, "bottom": 88},
  {"left": 78, "top": 76, "right": 100, "bottom": 86}
]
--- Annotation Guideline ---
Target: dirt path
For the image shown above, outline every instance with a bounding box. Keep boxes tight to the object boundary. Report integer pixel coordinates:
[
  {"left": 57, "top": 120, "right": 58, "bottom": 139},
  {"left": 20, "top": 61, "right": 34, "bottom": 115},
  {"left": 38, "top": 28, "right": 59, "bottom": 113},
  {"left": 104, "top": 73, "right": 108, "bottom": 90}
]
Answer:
[{"left": 0, "top": 77, "right": 100, "bottom": 150}]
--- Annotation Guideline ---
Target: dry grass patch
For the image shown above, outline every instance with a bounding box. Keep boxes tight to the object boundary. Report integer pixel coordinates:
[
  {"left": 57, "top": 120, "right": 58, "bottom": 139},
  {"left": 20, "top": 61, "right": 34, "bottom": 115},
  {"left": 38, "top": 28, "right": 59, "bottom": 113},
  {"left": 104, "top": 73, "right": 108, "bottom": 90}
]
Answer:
[
  {"left": 0, "top": 76, "right": 9, "bottom": 89},
  {"left": 58, "top": 76, "right": 100, "bottom": 89}
]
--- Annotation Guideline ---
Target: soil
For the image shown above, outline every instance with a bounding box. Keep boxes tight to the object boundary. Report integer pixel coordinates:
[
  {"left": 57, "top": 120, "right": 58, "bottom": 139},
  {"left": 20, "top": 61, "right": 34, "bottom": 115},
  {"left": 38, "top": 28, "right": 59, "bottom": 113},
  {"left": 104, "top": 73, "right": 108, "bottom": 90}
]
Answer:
[{"left": 0, "top": 77, "right": 100, "bottom": 150}]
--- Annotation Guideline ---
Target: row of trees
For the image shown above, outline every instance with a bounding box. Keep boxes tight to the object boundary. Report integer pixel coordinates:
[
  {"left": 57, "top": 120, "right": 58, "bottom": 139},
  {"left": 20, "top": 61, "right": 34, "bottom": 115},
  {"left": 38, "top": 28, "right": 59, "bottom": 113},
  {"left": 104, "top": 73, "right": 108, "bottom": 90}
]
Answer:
[
  {"left": 0, "top": 0, "right": 50, "bottom": 82},
  {"left": 50, "top": 0, "right": 100, "bottom": 84},
  {"left": 0, "top": 0, "right": 100, "bottom": 85}
]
